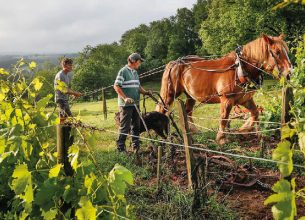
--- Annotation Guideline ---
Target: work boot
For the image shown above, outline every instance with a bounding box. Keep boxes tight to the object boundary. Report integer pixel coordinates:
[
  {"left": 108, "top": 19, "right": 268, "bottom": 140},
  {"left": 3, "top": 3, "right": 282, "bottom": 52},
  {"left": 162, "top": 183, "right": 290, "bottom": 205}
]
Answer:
[{"left": 117, "top": 143, "right": 126, "bottom": 152}]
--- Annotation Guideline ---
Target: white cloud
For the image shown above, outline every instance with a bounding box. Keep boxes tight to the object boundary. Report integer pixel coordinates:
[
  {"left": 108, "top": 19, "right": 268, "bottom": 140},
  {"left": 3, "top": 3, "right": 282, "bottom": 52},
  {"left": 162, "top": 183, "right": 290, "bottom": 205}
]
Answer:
[{"left": 0, "top": 0, "right": 196, "bottom": 53}]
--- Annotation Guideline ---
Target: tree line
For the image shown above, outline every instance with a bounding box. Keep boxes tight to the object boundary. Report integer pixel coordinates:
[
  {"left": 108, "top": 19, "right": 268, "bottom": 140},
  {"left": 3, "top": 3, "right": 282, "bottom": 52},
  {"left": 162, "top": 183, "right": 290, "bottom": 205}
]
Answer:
[{"left": 34, "top": 0, "right": 305, "bottom": 100}]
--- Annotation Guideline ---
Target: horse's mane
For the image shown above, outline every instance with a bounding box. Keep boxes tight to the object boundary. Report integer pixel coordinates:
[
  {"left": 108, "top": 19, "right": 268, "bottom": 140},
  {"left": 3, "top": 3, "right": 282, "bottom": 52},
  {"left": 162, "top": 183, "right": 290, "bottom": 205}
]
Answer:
[{"left": 242, "top": 36, "right": 289, "bottom": 63}]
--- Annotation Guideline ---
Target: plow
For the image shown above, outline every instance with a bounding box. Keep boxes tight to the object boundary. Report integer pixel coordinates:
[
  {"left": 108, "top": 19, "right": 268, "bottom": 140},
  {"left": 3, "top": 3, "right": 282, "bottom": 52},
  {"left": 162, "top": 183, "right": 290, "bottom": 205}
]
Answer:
[{"left": 205, "top": 155, "right": 271, "bottom": 190}]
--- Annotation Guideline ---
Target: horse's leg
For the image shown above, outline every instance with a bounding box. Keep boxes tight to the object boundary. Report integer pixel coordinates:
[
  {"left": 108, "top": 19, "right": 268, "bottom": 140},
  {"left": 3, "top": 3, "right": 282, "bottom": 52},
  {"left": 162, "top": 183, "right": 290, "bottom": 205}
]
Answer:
[
  {"left": 238, "top": 98, "right": 259, "bottom": 132},
  {"left": 185, "top": 94, "right": 198, "bottom": 132},
  {"left": 216, "top": 98, "right": 234, "bottom": 144}
]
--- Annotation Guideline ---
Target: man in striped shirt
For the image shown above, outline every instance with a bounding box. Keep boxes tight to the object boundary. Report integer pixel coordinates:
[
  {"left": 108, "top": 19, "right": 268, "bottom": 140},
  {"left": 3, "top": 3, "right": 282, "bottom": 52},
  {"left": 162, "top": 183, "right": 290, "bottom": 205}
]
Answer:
[{"left": 113, "top": 53, "right": 151, "bottom": 153}]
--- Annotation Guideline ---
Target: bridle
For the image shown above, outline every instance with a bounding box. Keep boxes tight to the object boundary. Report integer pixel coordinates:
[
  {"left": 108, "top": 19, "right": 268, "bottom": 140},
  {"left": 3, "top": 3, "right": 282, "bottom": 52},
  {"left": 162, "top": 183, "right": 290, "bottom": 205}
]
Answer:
[{"left": 263, "top": 47, "right": 281, "bottom": 74}]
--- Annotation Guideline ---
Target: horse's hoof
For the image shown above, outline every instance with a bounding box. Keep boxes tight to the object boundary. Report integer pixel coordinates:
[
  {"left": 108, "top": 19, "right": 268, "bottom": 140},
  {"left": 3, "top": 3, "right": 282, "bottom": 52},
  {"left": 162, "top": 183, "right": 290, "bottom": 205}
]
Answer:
[
  {"left": 217, "top": 137, "right": 229, "bottom": 145},
  {"left": 216, "top": 131, "right": 225, "bottom": 141},
  {"left": 238, "top": 126, "right": 254, "bottom": 133},
  {"left": 189, "top": 124, "right": 199, "bottom": 133}
]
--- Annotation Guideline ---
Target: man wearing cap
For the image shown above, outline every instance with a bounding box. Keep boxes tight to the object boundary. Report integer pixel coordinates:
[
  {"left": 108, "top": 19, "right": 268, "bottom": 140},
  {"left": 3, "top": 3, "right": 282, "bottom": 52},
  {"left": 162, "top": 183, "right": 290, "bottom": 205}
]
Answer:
[{"left": 113, "top": 53, "right": 152, "bottom": 153}]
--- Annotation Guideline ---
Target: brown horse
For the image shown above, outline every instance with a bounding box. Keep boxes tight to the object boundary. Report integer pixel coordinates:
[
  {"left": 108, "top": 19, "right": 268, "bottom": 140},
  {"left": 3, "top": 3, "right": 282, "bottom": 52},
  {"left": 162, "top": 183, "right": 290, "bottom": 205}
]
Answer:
[{"left": 156, "top": 34, "right": 292, "bottom": 144}]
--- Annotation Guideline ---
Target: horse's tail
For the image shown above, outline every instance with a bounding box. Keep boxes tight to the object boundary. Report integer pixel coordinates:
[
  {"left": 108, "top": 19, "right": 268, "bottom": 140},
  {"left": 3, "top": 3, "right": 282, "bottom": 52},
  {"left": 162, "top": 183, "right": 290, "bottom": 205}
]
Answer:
[{"left": 155, "top": 62, "right": 175, "bottom": 114}]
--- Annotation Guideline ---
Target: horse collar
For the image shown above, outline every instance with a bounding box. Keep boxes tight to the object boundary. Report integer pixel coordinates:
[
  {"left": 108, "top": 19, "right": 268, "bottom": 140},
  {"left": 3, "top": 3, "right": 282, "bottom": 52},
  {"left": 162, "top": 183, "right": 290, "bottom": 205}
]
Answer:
[{"left": 235, "top": 52, "right": 248, "bottom": 84}]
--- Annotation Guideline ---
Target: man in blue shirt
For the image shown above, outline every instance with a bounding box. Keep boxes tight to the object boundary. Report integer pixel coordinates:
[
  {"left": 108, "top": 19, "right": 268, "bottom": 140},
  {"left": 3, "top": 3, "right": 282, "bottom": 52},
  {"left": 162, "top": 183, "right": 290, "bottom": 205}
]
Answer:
[{"left": 113, "top": 53, "right": 151, "bottom": 153}]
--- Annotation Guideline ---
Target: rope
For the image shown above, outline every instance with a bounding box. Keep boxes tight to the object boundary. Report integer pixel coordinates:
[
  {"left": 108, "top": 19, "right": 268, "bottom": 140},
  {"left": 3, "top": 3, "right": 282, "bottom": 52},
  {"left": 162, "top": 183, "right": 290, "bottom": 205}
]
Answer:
[{"left": 80, "top": 65, "right": 165, "bottom": 97}]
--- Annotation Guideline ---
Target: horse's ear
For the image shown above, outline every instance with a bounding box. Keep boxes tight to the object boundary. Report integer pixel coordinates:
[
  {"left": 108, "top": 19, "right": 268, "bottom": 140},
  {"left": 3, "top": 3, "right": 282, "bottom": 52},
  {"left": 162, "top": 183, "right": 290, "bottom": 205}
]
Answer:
[
  {"left": 262, "top": 34, "right": 273, "bottom": 45},
  {"left": 279, "top": 33, "right": 286, "bottom": 40}
]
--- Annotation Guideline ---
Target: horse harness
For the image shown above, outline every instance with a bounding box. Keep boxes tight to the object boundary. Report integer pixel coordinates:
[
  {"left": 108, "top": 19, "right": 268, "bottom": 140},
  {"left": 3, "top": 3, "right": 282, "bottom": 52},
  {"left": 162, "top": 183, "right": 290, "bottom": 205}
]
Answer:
[
  {"left": 235, "top": 45, "right": 264, "bottom": 90},
  {"left": 165, "top": 53, "right": 264, "bottom": 100}
]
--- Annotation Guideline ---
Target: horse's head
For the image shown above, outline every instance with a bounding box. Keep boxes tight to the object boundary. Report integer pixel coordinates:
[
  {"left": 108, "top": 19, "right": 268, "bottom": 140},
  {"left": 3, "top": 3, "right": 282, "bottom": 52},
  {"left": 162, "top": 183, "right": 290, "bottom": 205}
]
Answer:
[
  {"left": 261, "top": 34, "right": 292, "bottom": 80},
  {"left": 243, "top": 34, "right": 293, "bottom": 81}
]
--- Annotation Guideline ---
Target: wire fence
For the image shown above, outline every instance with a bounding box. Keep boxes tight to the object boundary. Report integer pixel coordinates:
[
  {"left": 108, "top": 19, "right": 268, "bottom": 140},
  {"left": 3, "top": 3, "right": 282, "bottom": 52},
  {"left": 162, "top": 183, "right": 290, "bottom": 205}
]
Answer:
[{"left": 63, "top": 119, "right": 304, "bottom": 169}]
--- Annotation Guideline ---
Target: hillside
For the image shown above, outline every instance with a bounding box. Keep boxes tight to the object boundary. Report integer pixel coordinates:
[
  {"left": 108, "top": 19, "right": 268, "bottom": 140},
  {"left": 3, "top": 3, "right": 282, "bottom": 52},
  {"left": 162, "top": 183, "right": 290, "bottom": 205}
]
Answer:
[{"left": 0, "top": 53, "right": 78, "bottom": 69}]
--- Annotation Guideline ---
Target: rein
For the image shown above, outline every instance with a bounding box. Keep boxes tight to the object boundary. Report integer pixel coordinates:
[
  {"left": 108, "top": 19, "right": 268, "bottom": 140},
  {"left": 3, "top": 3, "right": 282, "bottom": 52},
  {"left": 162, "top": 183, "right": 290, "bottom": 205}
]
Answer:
[{"left": 174, "top": 56, "right": 237, "bottom": 73}]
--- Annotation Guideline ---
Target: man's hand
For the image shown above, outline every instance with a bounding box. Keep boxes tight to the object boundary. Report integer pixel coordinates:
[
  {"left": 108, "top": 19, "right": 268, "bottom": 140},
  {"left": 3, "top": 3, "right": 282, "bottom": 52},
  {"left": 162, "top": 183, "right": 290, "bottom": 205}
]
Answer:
[
  {"left": 124, "top": 97, "right": 134, "bottom": 104},
  {"left": 73, "top": 92, "right": 82, "bottom": 98}
]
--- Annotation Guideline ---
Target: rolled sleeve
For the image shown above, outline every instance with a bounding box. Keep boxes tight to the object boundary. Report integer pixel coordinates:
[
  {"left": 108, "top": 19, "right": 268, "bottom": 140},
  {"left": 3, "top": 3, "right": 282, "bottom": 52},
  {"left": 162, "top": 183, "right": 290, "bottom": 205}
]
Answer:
[{"left": 114, "top": 71, "right": 125, "bottom": 87}]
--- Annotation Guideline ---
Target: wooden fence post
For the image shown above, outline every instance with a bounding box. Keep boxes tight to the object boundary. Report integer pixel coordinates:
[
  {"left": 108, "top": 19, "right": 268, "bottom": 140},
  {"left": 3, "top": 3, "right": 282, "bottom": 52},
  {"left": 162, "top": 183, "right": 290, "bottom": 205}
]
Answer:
[
  {"left": 57, "top": 124, "right": 75, "bottom": 219},
  {"left": 157, "top": 145, "right": 162, "bottom": 189},
  {"left": 281, "top": 87, "right": 294, "bottom": 182},
  {"left": 177, "top": 99, "right": 195, "bottom": 190},
  {"left": 281, "top": 87, "right": 294, "bottom": 126},
  {"left": 192, "top": 158, "right": 208, "bottom": 213},
  {"left": 102, "top": 88, "right": 107, "bottom": 120},
  {"left": 57, "top": 125, "right": 74, "bottom": 176}
]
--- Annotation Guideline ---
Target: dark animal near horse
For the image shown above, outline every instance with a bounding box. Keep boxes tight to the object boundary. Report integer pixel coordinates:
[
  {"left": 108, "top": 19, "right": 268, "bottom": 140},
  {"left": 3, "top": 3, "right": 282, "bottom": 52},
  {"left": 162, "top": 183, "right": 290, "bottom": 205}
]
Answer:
[{"left": 115, "top": 111, "right": 169, "bottom": 139}]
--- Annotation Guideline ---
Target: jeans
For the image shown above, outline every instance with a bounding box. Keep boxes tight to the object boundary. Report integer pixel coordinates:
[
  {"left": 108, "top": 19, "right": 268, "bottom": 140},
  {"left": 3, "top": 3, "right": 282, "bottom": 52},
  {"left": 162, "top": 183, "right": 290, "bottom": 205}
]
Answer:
[{"left": 56, "top": 99, "right": 72, "bottom": 118}]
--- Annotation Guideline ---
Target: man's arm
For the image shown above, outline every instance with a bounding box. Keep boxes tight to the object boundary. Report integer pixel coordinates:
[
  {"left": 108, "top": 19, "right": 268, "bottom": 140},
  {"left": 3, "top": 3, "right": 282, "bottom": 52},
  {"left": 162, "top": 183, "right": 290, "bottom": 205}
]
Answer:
[
  {"left": 67, "top": 89, "right": 82, "bottom": 98},
  {"left": 113, "top": 85, "right": 135, "bottom": 103},
  {"left": 139, "top": 86, "right": 151, "bottom": 95},
  {"left": 113, "top": 85, "right": 127, "bottom": 100}
]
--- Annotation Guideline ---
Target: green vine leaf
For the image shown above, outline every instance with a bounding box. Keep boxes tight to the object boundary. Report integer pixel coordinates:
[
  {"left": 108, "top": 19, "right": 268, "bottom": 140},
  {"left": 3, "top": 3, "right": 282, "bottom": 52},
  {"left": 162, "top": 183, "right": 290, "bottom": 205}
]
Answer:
[
  {"left": 75, "top": 196, "right": 97, "bottom": 220},
  {"left": 35, "top": 179, "right": 63, "bottom": 211},
  {"left": 272, "top": 140, "right": 293, "bottom": 177},
  {"left": 32, "top": 78, "right": 43, "bottom": 91},
  {"left": 37, "top": 94, "right": 53, "bottom": 110},
  {"left": 85, "top": 173, "right": 97, "bottom": 194},
  {"left": 29, "top": 61, "right": 37, "bottom": 70},
  {"left": 298, "top": 132, "right": 305, "bottom": 156},
  {"left": 55, "top": 80, "right": 68, "bottom": 93},
  {"left": 63, "top": 185, "right": 78, "bottom": 203},
  {"left": 108, "top": 164, "right": 134, "bottom": 197},
  {"left": 68, "top": 145, "right": 79, "bottom": 170},
  {"left": 19, "top": 211, "right": 29, "bottom": 220},
  {"left": 41, "top": 208, "right": 57, "bottom": 220},
  {"left": 281, "top": 125, "right": 296, "bottom": 140},
  {"left": 49, "top": 164, "right": 62, "bottom": 178},
  {"left": 11, "top": 164, "right": 34, "bottom": 204},
  {"left": 265, "top": 179, "right": 296, "bottom": 220},
  {"left": 0, "top": 68, "right": 9, "bottom": 75},
  {"left": 0, "top": 92, "right": 5, "bottom": 101}
]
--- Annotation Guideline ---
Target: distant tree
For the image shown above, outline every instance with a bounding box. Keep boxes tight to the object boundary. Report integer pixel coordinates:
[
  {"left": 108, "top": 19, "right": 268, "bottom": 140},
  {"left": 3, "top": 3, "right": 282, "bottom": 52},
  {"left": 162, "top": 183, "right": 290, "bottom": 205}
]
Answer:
[
  {"left": 198, "top": 0, "right": 287, "bottom": 55},
  {"left": 73, "top": 43, "right": 129, "bottom": 100},
  {"left": 192, "top": 0, "right": 210, "bottom": 55},
  {"left": 120, "top": 24, "right": 150, "bottom": 56},
  {"left": 276, "top": 3, "right": 305, "bottom": 46},
  {"left": 198, "top": 0, "right": 305, "bottom": 55},
  {"left": 144, "top": 18, "right": 173, "bottom": 66},
  {"left": 192, "top": 0, "right": 210, "bottom": 32},
  {"left": 167, "top": 8, "right": 200, "bottom": 60}
]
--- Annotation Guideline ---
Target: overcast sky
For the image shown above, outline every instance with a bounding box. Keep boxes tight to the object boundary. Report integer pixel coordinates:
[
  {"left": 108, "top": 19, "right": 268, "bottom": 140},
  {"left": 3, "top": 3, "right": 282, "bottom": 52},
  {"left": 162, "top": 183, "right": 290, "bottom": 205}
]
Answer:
[{"left": 0, "top": 0, "right": 196, "bottom": 54}]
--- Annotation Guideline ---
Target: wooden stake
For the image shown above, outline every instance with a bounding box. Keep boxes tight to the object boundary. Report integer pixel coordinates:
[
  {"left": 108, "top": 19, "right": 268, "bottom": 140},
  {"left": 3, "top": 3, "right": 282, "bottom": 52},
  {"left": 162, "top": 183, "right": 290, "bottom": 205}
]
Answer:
[
  {"left": 56, "top": 124, "right": 75, "bottom": 219},
  {"left": 281, "top": 86, "right": 294, "bottom": 182},
  {"left": 192, "top": 158, "right": 208, "bottom": 213},
  {"left": 102, "top": 88, "right": 107, "bottom": 120},
  {"left": 281, "top": 87, "right": 294, "bottom": 125},
  {"left": 57, "top": 125, "right": 74, "bottom": 176},
  {"left": 157, "top": 145, "right": 162, "bottom": 189},
  {"left": 177, "top": 99, "right": 195, "bottom": 189}
]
